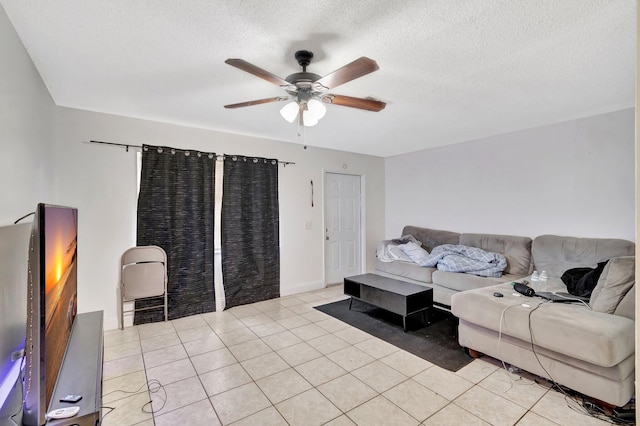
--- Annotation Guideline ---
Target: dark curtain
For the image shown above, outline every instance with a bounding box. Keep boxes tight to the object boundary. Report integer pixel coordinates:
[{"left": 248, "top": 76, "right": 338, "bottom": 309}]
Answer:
[
  {"left": 135, "top": 145, "right": 216, "bottom": 324},
  {"left": 221, "top": 155, "right": 280, "bottom": 309}
]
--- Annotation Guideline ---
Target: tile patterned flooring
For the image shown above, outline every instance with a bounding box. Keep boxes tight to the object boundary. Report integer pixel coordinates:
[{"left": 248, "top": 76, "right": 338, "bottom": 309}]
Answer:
[{"left": 102, "top": 284, "right": 611, "bottom": 426}]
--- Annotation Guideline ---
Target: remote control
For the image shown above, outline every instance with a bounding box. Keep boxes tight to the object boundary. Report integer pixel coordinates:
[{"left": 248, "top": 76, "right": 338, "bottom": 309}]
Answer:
[
  {"left": 60, "top": 394, "right": 82, "bottom": 403},
  {"left": 47, "top": 406, "right": 80, "bottom": 419}
]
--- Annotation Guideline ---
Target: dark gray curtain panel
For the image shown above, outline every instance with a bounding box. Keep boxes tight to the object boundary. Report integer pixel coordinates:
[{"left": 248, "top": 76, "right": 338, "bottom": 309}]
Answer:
[
  {"left": 222, "top": 155, "right": 280, "bottom": 309},
  {"left": 135, "top": 145, "right": 216, "bottom": 324}
]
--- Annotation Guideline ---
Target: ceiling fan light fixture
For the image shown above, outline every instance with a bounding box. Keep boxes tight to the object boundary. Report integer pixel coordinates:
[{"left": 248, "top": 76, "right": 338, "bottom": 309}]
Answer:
[
  {"left": 280, "top": 101, "right": 299, "bottom": 123},
  {"left": 307, "top": 99, "right": 326, "bottom": 120},
  {"left": 302, "top": 110, "right": 319, "bottom": 127},
  {"left": 281, "top": 99, "right": 326, "bottom": 127}
]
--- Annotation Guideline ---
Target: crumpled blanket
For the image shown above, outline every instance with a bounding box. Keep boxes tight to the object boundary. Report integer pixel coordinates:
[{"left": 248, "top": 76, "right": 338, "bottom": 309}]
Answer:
[
  {"left": 413, "top": 244, "right": 507, "bottom": 277},
  {"left": 376, "top": 235, "right": 422, "bottom": 262}
]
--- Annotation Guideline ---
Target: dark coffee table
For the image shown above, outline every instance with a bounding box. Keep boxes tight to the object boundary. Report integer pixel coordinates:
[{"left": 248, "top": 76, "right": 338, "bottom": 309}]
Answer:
[{"left": 343, "top": 273, "right": 433, "bottom": 331}]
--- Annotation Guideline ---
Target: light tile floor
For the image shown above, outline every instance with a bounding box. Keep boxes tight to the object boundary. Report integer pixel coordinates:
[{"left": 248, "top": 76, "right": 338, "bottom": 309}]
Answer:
[{"left": 102, "top": 284, "right": 612, "bottom": 426}]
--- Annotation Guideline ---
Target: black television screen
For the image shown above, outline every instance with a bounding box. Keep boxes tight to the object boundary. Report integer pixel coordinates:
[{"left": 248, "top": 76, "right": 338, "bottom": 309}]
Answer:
[{"left": 23, "top": 204, "right": 78, "bottom": 426}]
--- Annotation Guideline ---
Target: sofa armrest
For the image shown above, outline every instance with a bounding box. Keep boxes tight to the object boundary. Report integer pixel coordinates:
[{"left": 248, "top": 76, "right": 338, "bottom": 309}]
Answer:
[{"left": 451, "top": 283, "right": 634, "bottom": 367}]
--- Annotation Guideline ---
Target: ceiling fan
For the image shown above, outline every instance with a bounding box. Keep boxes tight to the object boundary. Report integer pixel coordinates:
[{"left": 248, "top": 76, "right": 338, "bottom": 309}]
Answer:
[{"left": 224, "top": 50, "right": 386, "bottom": 127}]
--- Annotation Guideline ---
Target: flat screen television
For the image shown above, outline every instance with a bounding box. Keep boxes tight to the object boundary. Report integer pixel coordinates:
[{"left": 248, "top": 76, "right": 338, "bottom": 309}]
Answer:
[{"left": 22, "top": 204, "right": 78, "bottom": 426}]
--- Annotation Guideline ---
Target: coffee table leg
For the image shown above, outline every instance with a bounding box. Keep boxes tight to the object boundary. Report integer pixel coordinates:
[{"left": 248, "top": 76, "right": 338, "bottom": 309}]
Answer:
[
  {"left": 349, "top": 297, "right": 353, "bottom": 310},
  {"left": 403, "top": 316, "right": 407, "bottom": 332}
]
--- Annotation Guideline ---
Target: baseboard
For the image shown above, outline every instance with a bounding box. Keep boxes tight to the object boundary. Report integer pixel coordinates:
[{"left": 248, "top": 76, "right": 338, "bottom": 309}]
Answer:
[
  {"left": 281, "top": 280, "right": 324, "bottom": 297},
  {"left": 104, "top": 282, "right": 325, "bottom": 329},
  {"left": 103, "top": 311, "right": 133, "bottom": 331}
]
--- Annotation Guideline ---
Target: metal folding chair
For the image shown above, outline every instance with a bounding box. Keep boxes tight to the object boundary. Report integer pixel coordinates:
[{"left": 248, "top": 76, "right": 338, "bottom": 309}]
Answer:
[{"left": 119, "top": 245, "right": 168, "bottom": 329}]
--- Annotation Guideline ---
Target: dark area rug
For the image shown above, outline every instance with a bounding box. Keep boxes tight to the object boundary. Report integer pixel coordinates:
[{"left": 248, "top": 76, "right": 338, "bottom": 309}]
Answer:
[{"left": 315, "top": 298, "right": 472, "bottom": 372}]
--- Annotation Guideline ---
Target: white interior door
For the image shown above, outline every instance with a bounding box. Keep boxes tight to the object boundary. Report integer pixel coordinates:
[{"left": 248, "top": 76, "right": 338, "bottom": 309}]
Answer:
[{"left": 324, "top": 172, "right": 362, "bottom": 285}]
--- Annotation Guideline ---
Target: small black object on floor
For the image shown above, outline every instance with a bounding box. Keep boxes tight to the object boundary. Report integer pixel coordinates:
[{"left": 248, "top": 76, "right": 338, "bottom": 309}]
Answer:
[{"left": 315, "top": 298, "right": 472, "bottom": 372}]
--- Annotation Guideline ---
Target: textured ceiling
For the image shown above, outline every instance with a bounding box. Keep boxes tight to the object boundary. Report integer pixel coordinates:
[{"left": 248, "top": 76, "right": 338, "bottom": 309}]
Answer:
[{"left": 1, "top": 0, "right": 635, "bottom": 157}]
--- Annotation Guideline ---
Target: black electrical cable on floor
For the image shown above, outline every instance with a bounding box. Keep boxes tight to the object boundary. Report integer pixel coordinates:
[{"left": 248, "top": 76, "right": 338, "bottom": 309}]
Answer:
[
  {"left": 100, "top": 406, "right": 115, "bottom": 420},
  {"left": 528, "top": 304, "right": 634, "bottom": 425},
  {"left": 142, "top": 379, "right": 167, "bottom": 414},
  {"left": 101, "top": 378, "right": 167, "bottom": 420}
]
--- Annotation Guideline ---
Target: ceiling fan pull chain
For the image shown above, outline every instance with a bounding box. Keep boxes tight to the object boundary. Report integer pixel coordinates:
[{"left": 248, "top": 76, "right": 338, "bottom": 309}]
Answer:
[{"left": 297, "top": 104, "right": 304, "bottom": 137}]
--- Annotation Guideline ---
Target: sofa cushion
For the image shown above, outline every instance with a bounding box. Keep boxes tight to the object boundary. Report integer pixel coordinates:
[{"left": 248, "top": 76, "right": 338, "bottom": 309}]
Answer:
[
  {"left": 451, "top": 282, "right": 635, "bottom": 367},
  {"left": 375, "top": 259, "right": 435, "bottom": 283},
  {"left": 460, "top": 233, "right": 532, "bottom": 276},
  {"left": 590, "top": 256, "right": 635, "bottom": 314},
  {"left": 433, "top": 270, "right": 521, "bottom": 292},
  {"left": 401, "top": 226, "right": 460, "bottom": 252},
  {"left": 532, "top": 235, "right": 635, "bottom": 278},
  {"left": 614, "top": 286, "right": 635, "bottom": 320}
]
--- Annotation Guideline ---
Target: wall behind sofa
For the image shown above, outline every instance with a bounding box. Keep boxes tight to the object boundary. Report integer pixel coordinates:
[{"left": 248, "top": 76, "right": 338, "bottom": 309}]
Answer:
[{"left": 385, "top": 108, "right": 635, "bottom": 242}]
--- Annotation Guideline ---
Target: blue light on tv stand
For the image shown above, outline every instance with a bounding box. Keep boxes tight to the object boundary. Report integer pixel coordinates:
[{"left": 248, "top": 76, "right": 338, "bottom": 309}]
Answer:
[{"left": 0, "top": 353, "right": 23, "bottom": 413}]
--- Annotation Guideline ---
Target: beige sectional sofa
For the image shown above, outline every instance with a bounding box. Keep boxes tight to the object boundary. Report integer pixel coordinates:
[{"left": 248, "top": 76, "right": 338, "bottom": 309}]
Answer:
[
  {"left": 375, "top": 226, "right": 533, "bottom": 307},
  {"left": 452, "top": 234, "right": 635, "bottom": 406},
  {"left": 376, "top": 226, "right": 635, "bottom": 406}
]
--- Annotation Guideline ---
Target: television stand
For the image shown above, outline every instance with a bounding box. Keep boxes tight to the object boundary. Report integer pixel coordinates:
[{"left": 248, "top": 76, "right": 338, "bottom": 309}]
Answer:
[{"left": 47, "top": 311, "right": 104, "bottom": 426}]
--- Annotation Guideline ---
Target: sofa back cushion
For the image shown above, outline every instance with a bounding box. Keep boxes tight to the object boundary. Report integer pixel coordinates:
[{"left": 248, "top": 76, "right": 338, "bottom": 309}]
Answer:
[
  {"left": 401, "top": 226, "right": 460, "bottom": 252},
  {"left": 614, "top": 285, "right": 635, "bottom": 320},
  {"left": 460, "top": 233, "right": 532, "bottom": 276},
  {"left": 590, "top": 256, "right": 635, "bottom": 314},
  {"left": 532, "top": 234, "right": 635, "bottom": 278}
]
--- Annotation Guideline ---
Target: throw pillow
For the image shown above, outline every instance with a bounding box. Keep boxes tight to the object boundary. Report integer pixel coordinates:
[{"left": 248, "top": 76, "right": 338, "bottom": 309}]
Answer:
[
  {"left": 376, "top": 240, "right": 395, "bottom": 262},
  {"left": 376, "top": 235, "right": 422, "bottom": 262},
  {"left": 589, "top": 256, "right": 635, "bottom": 314},
  {"left": 561, "top": 261, "right": 609, "bottom": 298},
  {"left": 613, "top": 286, "right": 635, "bottom": 320},
  {"left": 398, "top": 242, "right": 430, "bottom": 264},
  {"left": 387, "top": 245, "right": 413, "bottom": 262}
]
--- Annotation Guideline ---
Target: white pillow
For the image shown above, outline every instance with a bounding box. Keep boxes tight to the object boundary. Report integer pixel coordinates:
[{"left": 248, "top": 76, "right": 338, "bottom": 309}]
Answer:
[
  {"left": 387, "top": 245, "right": 413, "bottom": 262},
  {"left": 376, "top": 240, "right": 395, "bottom": 262},
  {"left": 398, "top": 242, "right": 430, "bottom": 264}
]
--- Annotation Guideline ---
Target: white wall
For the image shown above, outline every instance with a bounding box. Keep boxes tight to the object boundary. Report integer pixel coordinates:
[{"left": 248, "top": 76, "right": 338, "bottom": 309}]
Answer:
[
  {"left": 51, "top": 107, "right": 385, "bottom": 329},
  {"left": 0, "top": 6, "right": 54, "bottom": 224},
  {"left": 0, "top": 8, "right": 54, "bottom": 418},
  {"left": 0, "top": 2, "right": 385, "bottom": 331},
  {"left": 386, "top": 109, "right": 635, "bottom": 241}
]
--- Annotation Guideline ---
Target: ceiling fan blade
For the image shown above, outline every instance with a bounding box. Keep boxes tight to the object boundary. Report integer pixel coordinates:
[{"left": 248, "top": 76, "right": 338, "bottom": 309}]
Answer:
[
  {"left": 224, "top": 96, "right": 292, "bottom": 109},
  {"left": 225, "top": 59, "right": 292, "bottom": 88},
  {"left": 314, "top": 57, "right": 380, "bottom": 90},
  {"left": 322, "top": 94, "right": 386, "bottom": 112}
]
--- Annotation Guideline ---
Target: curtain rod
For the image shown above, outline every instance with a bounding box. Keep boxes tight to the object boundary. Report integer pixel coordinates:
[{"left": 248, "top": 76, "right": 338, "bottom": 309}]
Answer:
[{"left": 87, "top": 140, "right": 296, "bottom": 166}]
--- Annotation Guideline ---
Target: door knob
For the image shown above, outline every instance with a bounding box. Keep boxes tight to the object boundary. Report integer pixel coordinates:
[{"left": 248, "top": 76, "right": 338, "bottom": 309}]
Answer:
[{"left": 326, "top": 236, "right": 329, "bottom": 240}]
